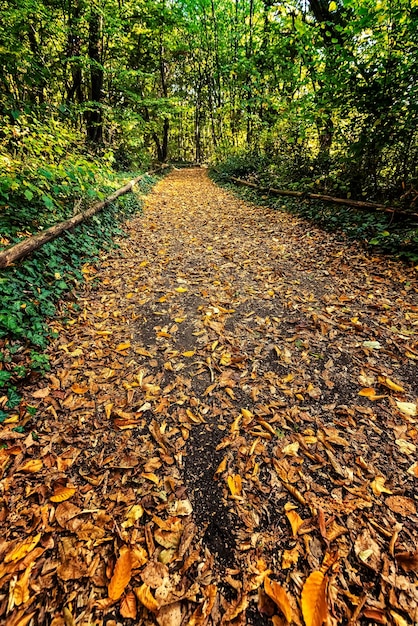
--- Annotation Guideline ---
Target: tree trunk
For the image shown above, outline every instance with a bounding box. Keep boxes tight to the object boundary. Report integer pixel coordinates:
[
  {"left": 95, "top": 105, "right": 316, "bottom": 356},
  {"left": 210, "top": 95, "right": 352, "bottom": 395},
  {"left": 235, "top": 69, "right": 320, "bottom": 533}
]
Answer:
[{"left": 86, "top": 9, "right": 103, "bottom": 144}]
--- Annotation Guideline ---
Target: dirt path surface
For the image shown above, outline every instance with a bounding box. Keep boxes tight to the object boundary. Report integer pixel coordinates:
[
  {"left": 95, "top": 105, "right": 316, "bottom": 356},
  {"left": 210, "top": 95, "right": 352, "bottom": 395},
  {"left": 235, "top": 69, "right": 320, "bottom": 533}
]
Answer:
[{"left": 1, "top": 168, "right": 418, "bottom": 626}]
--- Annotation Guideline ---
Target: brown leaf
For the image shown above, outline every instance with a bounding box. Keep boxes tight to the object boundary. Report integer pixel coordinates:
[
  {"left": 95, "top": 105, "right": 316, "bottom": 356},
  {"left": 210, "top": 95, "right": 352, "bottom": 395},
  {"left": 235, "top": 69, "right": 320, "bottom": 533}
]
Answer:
[
  {"left": 385, "top": 495, "right": 416, "bottom": 516},
  {"left": 377, "top": 376, "right": 404, "bottom": 393},
  {"left": 55, "top": 502, "right": 81, "bottom": 527},
  {"left": 285, "top": 508, "right": 304, "bottom": 537},
  {"left": 301, "top": 571, "right": 328, "bottom": 626},
  {"left": 264, "top": 577, "right": 292, "bottom": 622},
  {"left": 120, "top": 591, "right": 137, "bottom": 619},
  {"left": 108, "top": 546, "right": 132, "bottom": 601},
  {"left": 395, "top": 550, "right": 418, "bottom": 572},
  {"left": 227, "top": 474, "right": 242, "bottom": 496}
]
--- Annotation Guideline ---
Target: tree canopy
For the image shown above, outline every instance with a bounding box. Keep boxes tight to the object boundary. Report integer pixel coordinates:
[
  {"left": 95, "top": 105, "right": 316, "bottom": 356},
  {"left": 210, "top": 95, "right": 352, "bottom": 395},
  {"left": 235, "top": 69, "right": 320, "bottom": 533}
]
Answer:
[{"left": 1, "top": 0, "right": 417, "bottom": 201}]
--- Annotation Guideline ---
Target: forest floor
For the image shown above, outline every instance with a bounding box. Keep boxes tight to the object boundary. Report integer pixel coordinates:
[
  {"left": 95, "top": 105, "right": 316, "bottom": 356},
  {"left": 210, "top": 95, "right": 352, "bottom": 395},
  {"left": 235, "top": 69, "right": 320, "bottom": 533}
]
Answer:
[{"left": 1, "top": 168, "right": 418, "bottom": 626}]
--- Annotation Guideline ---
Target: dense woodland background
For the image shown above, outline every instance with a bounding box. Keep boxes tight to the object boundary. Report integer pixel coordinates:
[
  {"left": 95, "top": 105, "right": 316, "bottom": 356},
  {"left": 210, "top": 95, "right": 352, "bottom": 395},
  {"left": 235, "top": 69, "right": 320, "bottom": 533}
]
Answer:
[{"left": 1, "top": 0, "right": 418, "bottom": 198}]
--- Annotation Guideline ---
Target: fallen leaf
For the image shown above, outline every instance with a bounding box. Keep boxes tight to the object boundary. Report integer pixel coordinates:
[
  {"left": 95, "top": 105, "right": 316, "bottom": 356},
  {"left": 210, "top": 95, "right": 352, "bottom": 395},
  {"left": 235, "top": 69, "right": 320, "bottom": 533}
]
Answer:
[
  {"left": 134, "top": 583, "right": 159, "bottom": 612},
  {"left": 285, "top": 509, "right": 304, "bottom": 537},
  {"left": 395, "top": 550, "right": 418, "bottom": 572},
  {"left": 227, "top": 474, "right": 242, "bottom": 496},
  {"left": 108, "top": 546, "right": 132, "bottom": 601},
  {"left": 378, "top": 376, "right": 404, "bottom": 393},
  {"left": 395, "top": 401, "right": 417, "bottom": 417},
  {"left": 385, "top": 495, "right": 416, "bottom": 516},
  {"left": 116, "top": 341, "right": 131, "bottom": 351},
  {"left": 32, "top": 387, "right": 51, "bottom": 398},
  {"left": 358, "top": 388, "right": 386, "bottom": 400},
  {"left": 19, "top": 459, "right": 43, "bottom": 473},
  {"left": 395, "top": 439, "right": 416, "bottom": 455},
  {"left": 174, "top": 287, "right": 188, "bottom": 293},
  {"left": 13, "top": 563, "right": 34, "bottom": 606},
  {"left": 370, "top": 476, "right": 392, "bottom": 496},
  {"left": 282, "top": 441, "right": 300, "bottom": 456},
  {"left": 50, "top": 486, "right": 77, "bottom": 502},
  {"left": 264, "top": 577, "right": 292, "bottom": 622},
  {"left": 71, "top": 382, "right": 89, "bottom": 394},
  {"left": 5, "top": 533, "right": 42, "bottom": 563},
  {"left": 301, "top": 571, "right": 328, "bottom": 626},
  {"left": 120, "top": 591, "right": 137, "bottom": 619}
]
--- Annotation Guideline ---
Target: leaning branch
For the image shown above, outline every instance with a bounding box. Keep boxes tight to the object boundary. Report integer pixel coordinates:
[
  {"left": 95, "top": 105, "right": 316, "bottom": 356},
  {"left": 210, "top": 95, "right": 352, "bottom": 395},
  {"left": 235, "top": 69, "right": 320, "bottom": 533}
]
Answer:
[
  {"left": 229, "top": 176, "right": 418, "bottom": 222},
  {"left": 0, "top": 174, "right": 147, "bottom": 269}
]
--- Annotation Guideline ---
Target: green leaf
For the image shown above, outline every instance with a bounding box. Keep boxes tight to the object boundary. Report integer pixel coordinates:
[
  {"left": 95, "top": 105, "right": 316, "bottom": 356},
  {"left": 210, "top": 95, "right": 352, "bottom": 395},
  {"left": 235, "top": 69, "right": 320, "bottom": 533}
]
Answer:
[{"left": 24, "top": 189, "right": 34, "bottom": 201}]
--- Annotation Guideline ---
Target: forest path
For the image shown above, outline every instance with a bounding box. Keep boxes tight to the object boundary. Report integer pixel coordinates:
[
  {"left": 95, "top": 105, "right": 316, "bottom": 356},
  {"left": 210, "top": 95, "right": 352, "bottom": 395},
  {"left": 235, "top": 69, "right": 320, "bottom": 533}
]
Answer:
[{"left": 2, "top": 168, "right": 418, "bottom": 625}]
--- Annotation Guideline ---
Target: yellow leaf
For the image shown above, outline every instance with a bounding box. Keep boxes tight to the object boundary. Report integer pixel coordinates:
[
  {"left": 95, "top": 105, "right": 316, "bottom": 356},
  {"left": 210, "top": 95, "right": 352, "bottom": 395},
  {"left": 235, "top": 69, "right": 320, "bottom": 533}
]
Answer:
[
  {"left": 396, "top": 401, "right": 417, "bottom": 417},
  {"left": 407, "top": 461, "right": 418, "bottom": 477},
  {"left": 370, "top": 476, "right": 392, "bottom": 496},
  {"left": 50, "top": 486, "right": 77, "bottom": 503},
  {"left": 174, "top": 287, "right": 188, "bottom": 293},
  {"left": 282, "top": 546, "right": 299, "bottom": 569},
  {"left": 215, "top": 456, "right": 228, "bottom": 475},
  {"left": 108, "top": 547, "right": 132, "bottom": 601},
  {"left": 282, "top": 441, "right": 300, "bottom": 457},
  {"left": 395, "top": 439, "right": 416, "bottom": 455},
  {"left": 141, "top": 472, "right": 160, "bottom": 484},
  {"left": 285, "top": 509, "right": 304, "bottom": 537},
  {"left": 174, "top": 317, "right": 186, "bottom": 323},
  {"left": 121, "top": 504, "right": 144, "bottom": 529},
  {"left": 13, "top": 563, "right": 34, "bottom": 606},
  {"left": 182, "top": 350, "right": 195, "bottom": 357},
  {"left": 227, "top": 474, "right": 242, "bottom": 496},
  {"left": 134, "top": 584, "right": 159, "bottom": 612},
  {"left": 378, "top": 376, "right": 404, "bottom": 393},
  {"left": 116, "top": 341, "right": 131, "bottom": 351},
  {"left": 5, "top": 533, "right": 42, "bottom": 563},
  {"left": 220, "top": 352, "right": 232, "bottom": 365},
  {"left": 329, "top": 1, "right": 337, "bottom": 10},
  {"left": 301, "top": 571, "right": 328, "bottom": 626},
  {"left": 264, "top": 577, "right": 292, "bottom": 622},
  {"left": 19, "top": 459, "right": 43, "bottom": 473}
]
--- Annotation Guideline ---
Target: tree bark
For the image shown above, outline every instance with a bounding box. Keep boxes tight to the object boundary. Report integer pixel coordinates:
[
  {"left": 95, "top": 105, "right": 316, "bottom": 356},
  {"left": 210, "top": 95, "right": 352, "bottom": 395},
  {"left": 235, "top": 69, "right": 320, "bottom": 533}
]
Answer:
[
  {"left": 228, "top": 176, "right": 418, "bottom": 221},
  {"left": 86, "top": 9, "right": 103, "bottom": 144},
  {"left": 0, "top": 175, "right": 147, "bottom": 269}
]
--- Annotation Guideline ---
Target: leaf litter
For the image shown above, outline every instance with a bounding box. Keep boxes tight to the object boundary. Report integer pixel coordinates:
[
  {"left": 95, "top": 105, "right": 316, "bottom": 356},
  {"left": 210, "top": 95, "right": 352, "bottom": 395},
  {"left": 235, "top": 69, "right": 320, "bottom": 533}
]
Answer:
[{"left": 1, "top": 168, "right": 417, "bottom": 625}]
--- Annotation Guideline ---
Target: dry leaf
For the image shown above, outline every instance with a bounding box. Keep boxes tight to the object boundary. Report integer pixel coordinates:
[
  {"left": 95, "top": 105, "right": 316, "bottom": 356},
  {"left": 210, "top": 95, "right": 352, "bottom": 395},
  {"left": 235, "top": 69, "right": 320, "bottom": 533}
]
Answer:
[
  {"left": 282, "top": 441, "right": 300, "bottom": 456},
  {"left": 395, "top": 550, "right": 418, "bottom": 572},
  {"left": 120, "top": 591, "right": 137, "bottom": 619},
  {"left": 370, "top": 476, "right": 392, "bottom": 496},
  {"left": 385, "top": 495, "right": 416, "bottom": 516},
  {"left": 377, "top": 376, "right": 404, "bottom": 392},
  {"left": 13, "top": 563, "right": 34, "bottom": 606},
  {"left": 19, "top": 459, "right": 43, "bottom": 473},
  {"left": 264, "top": 577, "right": 292, "bottom": 622},
  {"left": 358, "top": 388, "right": 386, "bottom": 400},
  {"left": 134, "top": 583, "right": 160, "bottom": 612},
  {"left": 395, "top": 401, "right": 417, "bottom": 417},
  {"left": 5, "top": 534, "right": 41, "bottom": 563},
  {"left": 71, "top": 382, "right": 89, "bottom": 394},
  {"left": 116, "top": 341, "right": 131, "bottom": 351},
  {"left": 50, "top": 486, "right": 77, "bottom": 502},
  {"left": 395, "top": 439, "right": 416, "bottom": 455},
  {"left": 285, "top": 509, "right": 304, "bottom": 537},
  {"left": 108, "top": 546, "right": 132, "bottom": 601},
  {"left": 227, "top": 474, "right": 242, "bottom": 496},
  {"left": 301, "top": 571, "right": 328, "bottom": 626}
]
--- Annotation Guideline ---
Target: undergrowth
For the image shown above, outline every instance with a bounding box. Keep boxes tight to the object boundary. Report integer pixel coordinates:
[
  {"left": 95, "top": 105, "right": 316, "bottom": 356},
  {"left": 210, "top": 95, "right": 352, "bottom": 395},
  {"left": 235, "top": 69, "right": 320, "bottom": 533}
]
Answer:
[
  {"left": 0, "top": 175, "right": 158, "bottom": 426},
  {"left": 211, "top": 164, "right": 418, "bottom": 264}
]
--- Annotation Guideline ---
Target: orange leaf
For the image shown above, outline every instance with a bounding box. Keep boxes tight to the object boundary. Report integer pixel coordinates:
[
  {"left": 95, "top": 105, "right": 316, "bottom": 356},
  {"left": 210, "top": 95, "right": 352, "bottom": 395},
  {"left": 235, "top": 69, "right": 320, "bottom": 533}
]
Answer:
[
  {"left": 108, "top": 547, "right": 132, "bottom": 601},
  {"left": 116, "top": 341, "right": 131, "bottom": 351},
  {"left": 50, "top": 486, "right": 77, "bottom": 503},
  {"left": 120, "top": 591, "right": 137, "bottom": 619},
  {"left": 285, "top": 509, "right": 304, "bottom": 537},
  {"left": 71, "top": 382, "right": 89, "bottom": 394},
  {"left": 5, "top": 533, "right": 42, "bottom": 563},
  {"left": 358, "top": 388, "right": 386, "bottom": 400},
  {"left": 301, "top": 571, "right": 328, "bottom": 626},
  {"left": 227, "top": 474, "right": 242, "bottom": 496},
  {"left": 264, "top": 577, "right": 292, "bottom": 622},
  {"left": 19, "top": 459, "right": 43, "bottom": 473}
]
